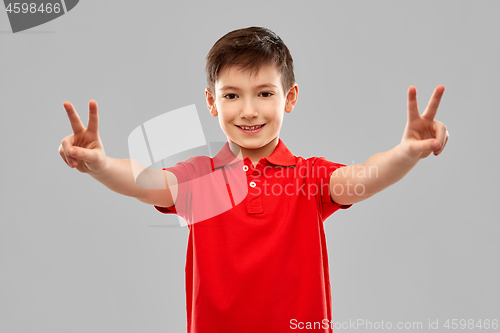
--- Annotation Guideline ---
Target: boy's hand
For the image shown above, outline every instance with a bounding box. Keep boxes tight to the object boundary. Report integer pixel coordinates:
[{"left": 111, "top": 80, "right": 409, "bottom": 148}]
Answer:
[
  {"left": 58, "top": 100, "right": 107, "bottom": 174},
  {"left": 398, "top": 85, "right": 449, "bottom": 160}
]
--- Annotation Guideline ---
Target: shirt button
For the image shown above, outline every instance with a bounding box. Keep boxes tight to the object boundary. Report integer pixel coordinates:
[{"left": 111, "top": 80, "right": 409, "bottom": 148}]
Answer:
[
  {"left": 249, "top": 181, "right": 256, "bottom": 188},
  {"left": 243, "top": 165, "right": 249, "bottom": 172}
]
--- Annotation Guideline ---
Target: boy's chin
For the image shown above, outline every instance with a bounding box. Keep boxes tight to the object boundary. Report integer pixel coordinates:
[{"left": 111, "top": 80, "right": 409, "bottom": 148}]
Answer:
[
  {"left": 237, "top": 142, "right": 271, "bottom": 152},
  {"left": 229, "top": 138, "right": 265, "bottom": 150}
]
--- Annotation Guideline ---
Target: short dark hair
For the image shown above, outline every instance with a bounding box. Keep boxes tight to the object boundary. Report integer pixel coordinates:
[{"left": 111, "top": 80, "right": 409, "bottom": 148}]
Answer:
[{"left": 205, "top": 26, "right": 295, "bottom": 99}]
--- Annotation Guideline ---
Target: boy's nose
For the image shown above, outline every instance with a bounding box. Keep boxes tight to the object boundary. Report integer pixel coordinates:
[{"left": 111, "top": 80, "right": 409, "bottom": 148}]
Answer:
[{"left": 240, "top": 102, "right": 258, "bottom": 119}]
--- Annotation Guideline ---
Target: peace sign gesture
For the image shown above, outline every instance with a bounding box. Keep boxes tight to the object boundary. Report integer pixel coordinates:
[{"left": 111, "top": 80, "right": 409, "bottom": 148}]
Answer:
[
  {"left": 399, "top": 85, "right": 449, "bottom": 160},
  {"left": 58, "top": 100, "right": 108, "bottom": 174}
]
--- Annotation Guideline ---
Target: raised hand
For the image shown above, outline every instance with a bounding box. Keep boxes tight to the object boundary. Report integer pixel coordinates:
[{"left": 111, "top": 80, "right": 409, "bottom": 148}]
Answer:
[
  {"left": 58, "top": 100, "right": 108, "bottom": 174},
  {"left": 399, "top": 85, "right": 449, "bottom": 159}
]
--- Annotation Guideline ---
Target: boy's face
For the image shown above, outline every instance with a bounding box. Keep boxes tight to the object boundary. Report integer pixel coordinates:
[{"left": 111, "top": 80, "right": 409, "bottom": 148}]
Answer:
[{"left": 205, "top": 64, "right": 298, "bottom": 155}]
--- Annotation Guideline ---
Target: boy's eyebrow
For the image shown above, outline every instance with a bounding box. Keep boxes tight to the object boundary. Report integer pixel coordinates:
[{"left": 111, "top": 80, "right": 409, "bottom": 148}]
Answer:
[{"left": 219, "top": 83, "right": 278, "bottom": 91}]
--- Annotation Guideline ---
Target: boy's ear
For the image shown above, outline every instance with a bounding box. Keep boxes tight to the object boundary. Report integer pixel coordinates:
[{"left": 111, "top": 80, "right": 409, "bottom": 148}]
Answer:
[
  {"left": 284, "top": 83, "right": 299, "bottom": 113},
  {"left": 205, "top": 88, "right": 217, "bottom": 116}
]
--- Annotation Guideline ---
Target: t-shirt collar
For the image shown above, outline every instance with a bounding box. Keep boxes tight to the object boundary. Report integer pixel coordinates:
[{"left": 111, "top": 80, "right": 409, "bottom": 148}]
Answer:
[{"left": 212, "top": 138, "right": 296, "bottom": 170}]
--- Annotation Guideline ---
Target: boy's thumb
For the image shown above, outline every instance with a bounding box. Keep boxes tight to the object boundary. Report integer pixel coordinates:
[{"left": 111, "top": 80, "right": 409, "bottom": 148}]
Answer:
[
  {"left": 69, "top": 146, "right": 99, "bottom": 163},
  {"left": 418, "top": 139, "right": 441, "bottom": 153},
  {"left": 69, "top": 146, "right": 86, "bottom": 160}
]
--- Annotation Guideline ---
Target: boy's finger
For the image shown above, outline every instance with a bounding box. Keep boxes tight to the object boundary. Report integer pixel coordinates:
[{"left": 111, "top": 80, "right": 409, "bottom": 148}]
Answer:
[
  {"left": 422, "top": 85, "right": 445, "bottom": 121},
  {"left": 63, "top": 102, "right": 86, "bottom": 135},
  {"left": 418, "top": 138, "right": 441, "bottom": 153},
  {"left": 86, "top": 100, "right": 99, "bottom": 135},
  {"left": 69, "top": 146, "right": 99, "bottom": 164},
  {"left": 434, "top": 131, "right": 449, "bottom": 156},
  {"left": 407, "top": 138, "right": 440, "bottom": 157},
  {"left": 433, "top": 121, "right": 447, "bottom": 151},
  {"left": 407, "top": 86, "right": 420, "bottom": 122},
  {"left": 61, "top": 136, "right": 77, "bottom": 165},
  {"left": 59, "top": 144, "right": 70, "bottom": 166}
]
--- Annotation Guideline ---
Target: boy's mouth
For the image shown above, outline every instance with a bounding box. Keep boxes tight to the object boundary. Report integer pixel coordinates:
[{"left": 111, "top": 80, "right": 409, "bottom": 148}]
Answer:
[{"left": 235, "top": 124, "right": 265, "bottom": 130}]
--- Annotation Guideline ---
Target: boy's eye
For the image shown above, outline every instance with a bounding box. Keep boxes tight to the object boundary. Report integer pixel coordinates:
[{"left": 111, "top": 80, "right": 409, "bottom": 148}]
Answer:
[
  {"left": 222, "top": 92, "right": 274, "bottom": 100},
  {"left": 224, "top": 94, "right": 237, "bottom": 100}
]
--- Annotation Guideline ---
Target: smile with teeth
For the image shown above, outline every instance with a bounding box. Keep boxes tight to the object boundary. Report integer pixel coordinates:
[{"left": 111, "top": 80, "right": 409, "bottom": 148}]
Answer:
[{"left": 238, "top": 124, "right": 264, "bottom": 130}]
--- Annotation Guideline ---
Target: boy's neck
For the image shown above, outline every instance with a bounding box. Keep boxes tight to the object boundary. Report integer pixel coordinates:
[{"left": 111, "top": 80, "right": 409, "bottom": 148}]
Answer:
[{"left": 228, "top": 136, "right": 279, "bottom": 166}]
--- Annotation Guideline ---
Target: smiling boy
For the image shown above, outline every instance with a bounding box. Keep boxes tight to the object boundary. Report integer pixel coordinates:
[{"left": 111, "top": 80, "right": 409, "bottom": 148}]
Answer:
[
  {"left": 59, "top": 27, "right": 448, "bottom": 333},
  {"left": 209, "top": 65, "right": 289, "bottom": 168}
]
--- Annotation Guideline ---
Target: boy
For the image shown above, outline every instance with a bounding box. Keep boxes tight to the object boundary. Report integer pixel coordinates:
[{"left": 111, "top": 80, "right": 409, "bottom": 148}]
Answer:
[{"left": 59, "top": 27, "right": 449, "bottom": 332}]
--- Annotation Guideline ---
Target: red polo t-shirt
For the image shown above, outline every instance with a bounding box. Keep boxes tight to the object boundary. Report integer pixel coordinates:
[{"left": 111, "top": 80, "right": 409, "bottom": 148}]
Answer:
[{"left": 154, "top": 138, "right": 353, "bottom": 333}]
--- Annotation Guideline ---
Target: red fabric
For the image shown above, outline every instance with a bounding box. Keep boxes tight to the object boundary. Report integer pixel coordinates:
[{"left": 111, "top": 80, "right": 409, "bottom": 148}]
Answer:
[{"left": 154, "top": 138, "right": 352, "bottom": 332}]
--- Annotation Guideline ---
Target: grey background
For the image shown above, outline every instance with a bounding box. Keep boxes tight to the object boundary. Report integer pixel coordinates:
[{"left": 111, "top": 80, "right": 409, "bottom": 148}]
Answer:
[{"left": 1, "top": 0, "right": 499, "bottom": 332}]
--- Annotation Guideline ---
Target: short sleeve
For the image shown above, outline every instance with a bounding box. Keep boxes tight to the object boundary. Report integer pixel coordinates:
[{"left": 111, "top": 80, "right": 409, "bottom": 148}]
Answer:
[
  {"left": 313, "top": 157, "right": 353, "bottom": 221},
  {"left": 153, "top": 168, "right": 177, "bottom": 214},
  {"left": 153, "top": 161, "right": 191, "bottom": 221}
]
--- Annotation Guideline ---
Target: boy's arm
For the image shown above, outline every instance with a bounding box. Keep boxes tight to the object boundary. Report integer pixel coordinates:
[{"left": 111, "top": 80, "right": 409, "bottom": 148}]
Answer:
[
  {"left": 88, "top": 157, "right": 176, "bottom": 207},
  {"left": 59, "top": 100, "right": 175, "bottom": 208},
  {"left": 330, "top": 85, "right": 449, "bottom": 205}
]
